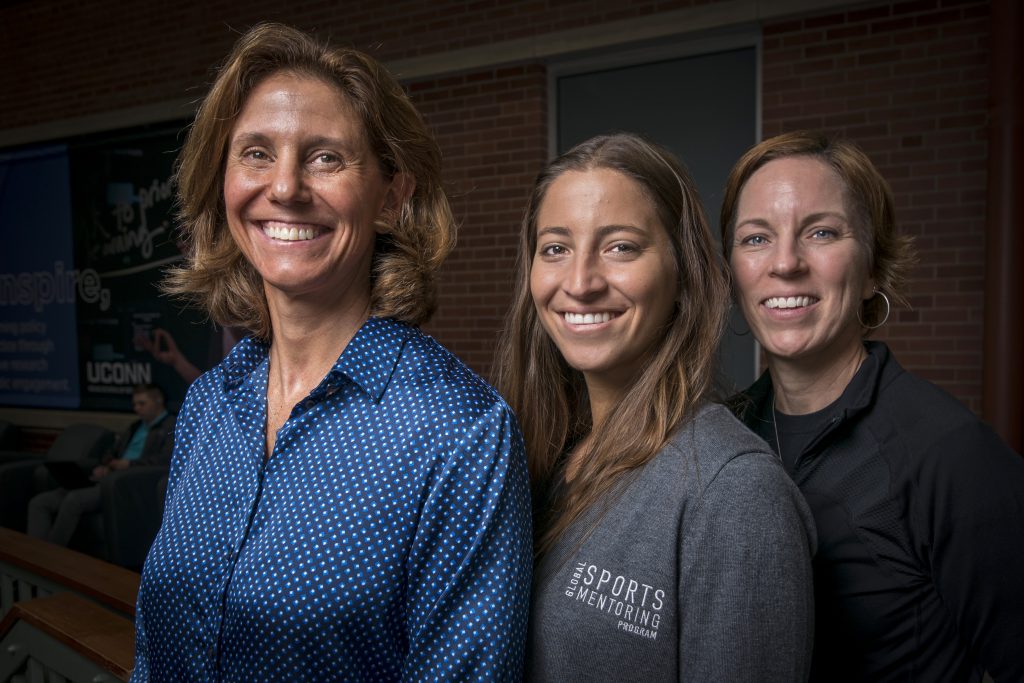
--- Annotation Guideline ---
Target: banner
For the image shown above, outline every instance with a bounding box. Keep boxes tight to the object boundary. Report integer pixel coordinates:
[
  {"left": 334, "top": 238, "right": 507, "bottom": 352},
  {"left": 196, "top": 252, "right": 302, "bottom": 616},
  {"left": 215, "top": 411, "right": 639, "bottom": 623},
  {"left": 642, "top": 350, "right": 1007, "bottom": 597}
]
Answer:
[
  {"left": 0, "top": 146, "right": 81, "bottom": 408},
  {"left": 68, "top": 125, "right": 212, "bottom": 411}
]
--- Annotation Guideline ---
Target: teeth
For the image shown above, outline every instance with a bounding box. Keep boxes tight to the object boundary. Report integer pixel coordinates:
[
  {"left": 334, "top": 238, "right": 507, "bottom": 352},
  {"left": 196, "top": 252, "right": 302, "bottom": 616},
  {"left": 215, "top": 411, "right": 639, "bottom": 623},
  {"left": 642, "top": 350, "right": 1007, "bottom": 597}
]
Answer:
[
  {"left": 764, "top": 296, "right": 815, "bottom": 309},
  {"left": 564, "top": 312, "right": 613, "bottom": 325},
  {"left": 262, "top": 224, "right": 321, "bottom": 241}
]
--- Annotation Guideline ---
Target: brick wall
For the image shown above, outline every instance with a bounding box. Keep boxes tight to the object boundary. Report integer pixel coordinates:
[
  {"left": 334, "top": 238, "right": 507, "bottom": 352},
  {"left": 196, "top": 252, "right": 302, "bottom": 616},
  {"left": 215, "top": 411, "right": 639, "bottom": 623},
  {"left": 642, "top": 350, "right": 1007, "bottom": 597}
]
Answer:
[
  {"left": 0, "top": 0, "right": 720, "bottom": 131},
  {"left": 762, "top": 0, "right": 990, "bottom": 412},
  {"left": 409, "top": 66, "right": 548, "bottom": 372},
  {"left": 0, "top": 0, "right": 992, "bottom": 409}
]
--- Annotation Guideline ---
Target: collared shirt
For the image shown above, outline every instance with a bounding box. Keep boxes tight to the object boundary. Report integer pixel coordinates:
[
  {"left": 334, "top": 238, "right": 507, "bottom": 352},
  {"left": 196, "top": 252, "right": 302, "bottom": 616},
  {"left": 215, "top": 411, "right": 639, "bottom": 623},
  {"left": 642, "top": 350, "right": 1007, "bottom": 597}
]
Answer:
[
  {"left": 132, "top": 317, "right": 533, "bottom": 682},
  {"left": 121, "top": 410, "right": 169, "bottom": 461}
]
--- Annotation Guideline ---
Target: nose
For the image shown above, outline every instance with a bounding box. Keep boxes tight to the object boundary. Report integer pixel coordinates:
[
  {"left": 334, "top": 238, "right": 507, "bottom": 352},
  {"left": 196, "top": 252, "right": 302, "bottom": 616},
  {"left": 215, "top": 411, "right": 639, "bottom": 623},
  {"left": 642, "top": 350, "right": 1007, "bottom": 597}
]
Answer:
[
  {"left": 770, "top": 234, "right": 806, "bottom": 277},
  {"left": 563, "top": 253, "right": 607, "bottom": 299},
  {"left": 266, "top": 157, "right": 310, "bottom": 204}
]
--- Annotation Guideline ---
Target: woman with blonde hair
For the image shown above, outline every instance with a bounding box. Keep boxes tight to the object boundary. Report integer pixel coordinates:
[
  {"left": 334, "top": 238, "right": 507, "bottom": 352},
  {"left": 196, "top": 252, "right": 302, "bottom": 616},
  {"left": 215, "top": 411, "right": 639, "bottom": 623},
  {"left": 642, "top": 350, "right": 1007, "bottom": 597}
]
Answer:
[
  {"left": 496, "top": 132, "right": 815, "bottom": 681},
  {"left": 132, "top": 23, "right": 532, "bottom": 681}
]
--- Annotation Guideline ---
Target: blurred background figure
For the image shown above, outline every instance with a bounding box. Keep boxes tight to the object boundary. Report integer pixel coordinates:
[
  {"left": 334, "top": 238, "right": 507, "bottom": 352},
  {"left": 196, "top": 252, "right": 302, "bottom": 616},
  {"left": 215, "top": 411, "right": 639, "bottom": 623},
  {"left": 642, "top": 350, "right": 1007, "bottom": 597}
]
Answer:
[{"left": 27, "top": 383, "right": 174, "bottom": 547}]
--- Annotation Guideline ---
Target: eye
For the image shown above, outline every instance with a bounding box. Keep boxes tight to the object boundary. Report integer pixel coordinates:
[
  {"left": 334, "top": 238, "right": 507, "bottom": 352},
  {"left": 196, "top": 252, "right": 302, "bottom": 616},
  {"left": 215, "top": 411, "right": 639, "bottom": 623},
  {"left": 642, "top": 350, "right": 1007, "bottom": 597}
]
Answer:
[
  {"left": 810, "top": 227, "right": 838, "bottom": 239},
  {"left": 538, "top": 243, "right": 567, "bottom": 257},
  {"left": 738, "top": 234, "right": 768, "bottom": 246},
  {"left": 312, "top": 151, "right": 341, "bottom": 165},
  {"left": 608, "top": 242, "right": 637, "bottom": 254},
  {"left": 240, "top": 148, "right": 271, "bottom": 162}
]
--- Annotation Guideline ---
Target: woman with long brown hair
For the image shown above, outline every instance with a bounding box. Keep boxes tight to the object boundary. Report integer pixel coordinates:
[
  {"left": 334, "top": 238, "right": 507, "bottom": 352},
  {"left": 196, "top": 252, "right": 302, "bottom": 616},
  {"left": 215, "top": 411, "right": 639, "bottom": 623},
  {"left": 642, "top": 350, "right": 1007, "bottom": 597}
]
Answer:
[{"left": 496, "top": 132, "right": 815, "bottom": 681}]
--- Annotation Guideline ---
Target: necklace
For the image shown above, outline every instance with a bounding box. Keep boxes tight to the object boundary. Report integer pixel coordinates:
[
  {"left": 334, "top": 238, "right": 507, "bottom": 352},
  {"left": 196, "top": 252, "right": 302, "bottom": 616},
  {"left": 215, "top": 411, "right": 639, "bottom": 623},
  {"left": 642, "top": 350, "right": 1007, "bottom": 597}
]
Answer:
[{"left": 770, "top": 393, "right": 783, "bottom": 462}]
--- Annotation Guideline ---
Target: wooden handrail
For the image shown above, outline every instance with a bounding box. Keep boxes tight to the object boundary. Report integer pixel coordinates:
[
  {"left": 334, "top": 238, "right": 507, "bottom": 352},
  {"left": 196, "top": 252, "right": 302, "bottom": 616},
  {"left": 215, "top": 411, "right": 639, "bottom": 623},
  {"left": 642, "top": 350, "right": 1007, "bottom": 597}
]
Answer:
[
  {"left": 0, "top": 592, "right": 134, "bottom": 680},
  {"left": 0, "top": 527, "right": 139, "bottom": 616}
]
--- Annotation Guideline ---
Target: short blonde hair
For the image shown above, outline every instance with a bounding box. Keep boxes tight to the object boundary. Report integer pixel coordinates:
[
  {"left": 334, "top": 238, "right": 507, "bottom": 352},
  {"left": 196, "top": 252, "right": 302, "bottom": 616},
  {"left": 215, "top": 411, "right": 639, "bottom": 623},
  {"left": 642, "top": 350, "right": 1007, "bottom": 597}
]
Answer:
[{"left": 167, "top": 23, "right": 455, "bottom": 339}]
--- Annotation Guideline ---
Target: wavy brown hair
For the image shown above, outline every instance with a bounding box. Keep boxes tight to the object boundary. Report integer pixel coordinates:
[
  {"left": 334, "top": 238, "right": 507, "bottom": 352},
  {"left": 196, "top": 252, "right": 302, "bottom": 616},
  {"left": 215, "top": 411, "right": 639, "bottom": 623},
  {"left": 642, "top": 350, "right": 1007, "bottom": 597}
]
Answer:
[
  {"left": 166, "top": 22, "right": 455, "bottom": 339},
  {"left": 495, "top": 133, "right": 729, "bottom": 557},
  {"left": 720, "top": 130, "right": 915, "bottom": 329}
]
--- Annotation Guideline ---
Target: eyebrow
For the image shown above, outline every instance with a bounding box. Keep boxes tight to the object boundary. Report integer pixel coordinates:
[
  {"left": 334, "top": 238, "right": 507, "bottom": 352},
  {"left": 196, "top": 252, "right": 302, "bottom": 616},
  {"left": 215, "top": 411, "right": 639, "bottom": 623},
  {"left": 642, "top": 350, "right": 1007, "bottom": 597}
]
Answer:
[
  {"left": 801, "top": 211, "right": 848, "bottom": 226},
  {"left": 536, "top": 224, "right": 648, "bottom": 239},
  {"left": 228, "top": 131, "right": 360, "bottom": 153},
  {"left": 735, "top": 211, "right": 849, "bottom": 231}
]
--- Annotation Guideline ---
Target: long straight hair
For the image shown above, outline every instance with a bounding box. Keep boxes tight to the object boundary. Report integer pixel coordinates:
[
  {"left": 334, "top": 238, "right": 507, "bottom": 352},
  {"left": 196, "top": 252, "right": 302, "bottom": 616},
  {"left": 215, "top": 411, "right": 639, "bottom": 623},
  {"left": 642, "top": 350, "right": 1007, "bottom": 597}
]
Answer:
[{"left": 495, "top": 133, "right": 729, "bottom": 557}]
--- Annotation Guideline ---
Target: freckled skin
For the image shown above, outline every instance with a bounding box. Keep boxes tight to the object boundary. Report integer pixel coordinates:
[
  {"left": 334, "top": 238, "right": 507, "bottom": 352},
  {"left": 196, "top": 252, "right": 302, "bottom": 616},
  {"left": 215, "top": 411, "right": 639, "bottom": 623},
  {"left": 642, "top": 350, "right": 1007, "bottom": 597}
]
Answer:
[
  {"left": 729, "top": 157, "right": 874, "bottom": 370},
  {"left": 530, "top": 168, "right": 678, "bottom": 399},
  {"left": 223, "top": 72, "right": 398, "bottom": 313}
]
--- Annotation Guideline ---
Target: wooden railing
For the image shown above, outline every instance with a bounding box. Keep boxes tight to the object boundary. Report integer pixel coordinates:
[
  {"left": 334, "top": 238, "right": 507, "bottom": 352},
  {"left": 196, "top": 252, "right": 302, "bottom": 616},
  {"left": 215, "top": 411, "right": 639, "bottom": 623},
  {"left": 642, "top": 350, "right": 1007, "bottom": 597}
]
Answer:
[
  {"left": 0, "top": 528, "right": 138, "bottom": 620},
  {"left": 0, "top": 593, "right": 133, "bottom": 682},
  {"left": 0, "top": 528, "right": 138, "bottom": 681}
]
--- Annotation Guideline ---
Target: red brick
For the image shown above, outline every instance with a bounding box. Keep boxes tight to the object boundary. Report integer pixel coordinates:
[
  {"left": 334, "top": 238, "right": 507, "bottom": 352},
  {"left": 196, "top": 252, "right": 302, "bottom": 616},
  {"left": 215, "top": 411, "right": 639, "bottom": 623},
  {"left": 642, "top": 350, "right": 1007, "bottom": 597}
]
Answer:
[
  {"left": 848, "top": 5, "right": 893, "bottom": 22},
  {"left": 872, "top": 16, "right": 917, "bottom": 33},
  {"left": 1, "top": 0, "right": 993, "bottom": 409},
  {"left": 764, "top": 19, "right": 805, "bottom": 35},
  {"left": 894, "top": 0, "right": 941, "bottom": 13},
  {"left": 804, "top": 12, "right": 847, "bottom": 29},
  {"left": 827, "top": 24, "right": 869, "bottom": 40},
  {"left": 783, "top": 30, "right": 826, "bottom": 47}
]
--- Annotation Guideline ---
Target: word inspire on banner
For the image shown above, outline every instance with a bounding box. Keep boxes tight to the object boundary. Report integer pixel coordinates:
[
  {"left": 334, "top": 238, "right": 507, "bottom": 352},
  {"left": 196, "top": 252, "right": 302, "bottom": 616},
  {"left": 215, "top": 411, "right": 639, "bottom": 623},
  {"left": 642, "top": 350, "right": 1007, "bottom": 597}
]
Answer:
[{"left": 0, "top": 261, "right": 110, "bottom": 312}]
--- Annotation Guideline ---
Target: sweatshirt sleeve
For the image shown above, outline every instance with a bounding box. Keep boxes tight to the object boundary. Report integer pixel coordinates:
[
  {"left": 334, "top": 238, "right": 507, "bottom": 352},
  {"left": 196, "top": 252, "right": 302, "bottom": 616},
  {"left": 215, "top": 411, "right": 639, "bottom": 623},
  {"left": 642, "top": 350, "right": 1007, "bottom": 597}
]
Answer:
[
  {"left": 913, "top": 421, "right": 1024, "bottom": 681},
  {"left": 678, "top": 451, "right": 815, "bottom": 682}
]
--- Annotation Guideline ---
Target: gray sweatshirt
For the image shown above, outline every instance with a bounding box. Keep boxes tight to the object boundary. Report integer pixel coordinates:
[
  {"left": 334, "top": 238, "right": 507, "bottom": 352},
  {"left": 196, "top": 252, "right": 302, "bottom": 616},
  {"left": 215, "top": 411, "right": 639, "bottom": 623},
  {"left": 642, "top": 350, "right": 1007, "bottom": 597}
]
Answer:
[{"left": 526, "top": 404, "right": 815, "bottom": 682}]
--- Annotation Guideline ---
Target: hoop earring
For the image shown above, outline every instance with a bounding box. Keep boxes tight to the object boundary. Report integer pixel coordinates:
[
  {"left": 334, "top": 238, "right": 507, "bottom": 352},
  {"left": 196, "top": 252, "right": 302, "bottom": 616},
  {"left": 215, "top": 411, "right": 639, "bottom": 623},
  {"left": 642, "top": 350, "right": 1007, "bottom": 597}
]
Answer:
[{"left": 860, "top": 290, "right": 891, "bottom": 330}]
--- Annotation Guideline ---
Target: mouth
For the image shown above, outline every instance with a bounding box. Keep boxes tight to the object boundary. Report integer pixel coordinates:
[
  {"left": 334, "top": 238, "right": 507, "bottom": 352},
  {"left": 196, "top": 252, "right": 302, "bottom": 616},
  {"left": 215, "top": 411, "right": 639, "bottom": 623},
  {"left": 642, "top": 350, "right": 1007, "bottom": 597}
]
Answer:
[
  {"left": 260, "top": 221, "right": 326, "bottom": 242},
  {"left": 563, "top": 311, "right": 619, "bottom": 325},
  {"left": 763, "top": 296, "right": 817, "bottom": 310}
]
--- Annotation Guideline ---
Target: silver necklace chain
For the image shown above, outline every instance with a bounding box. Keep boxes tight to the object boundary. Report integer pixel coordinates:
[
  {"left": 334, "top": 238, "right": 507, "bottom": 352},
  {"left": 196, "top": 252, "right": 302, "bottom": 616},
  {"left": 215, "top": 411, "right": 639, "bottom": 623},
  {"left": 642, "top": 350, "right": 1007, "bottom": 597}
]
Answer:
[{"left": 771, "top": 394, "right": 783, "bottom": 462}]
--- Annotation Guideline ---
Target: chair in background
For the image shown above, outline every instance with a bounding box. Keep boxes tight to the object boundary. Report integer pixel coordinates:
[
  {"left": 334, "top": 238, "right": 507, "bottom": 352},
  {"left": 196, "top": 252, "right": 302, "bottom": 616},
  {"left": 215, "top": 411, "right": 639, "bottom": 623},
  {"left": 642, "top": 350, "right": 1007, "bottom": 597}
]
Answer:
[
  {"left": 0, "top": 420, "right": 18, "bottom": 450},
  {"left": 0, "top": 423, "right": 113, "bottom": 533},
  {"left": 99, "top": 465, "right": 170, "bottom": 569}
]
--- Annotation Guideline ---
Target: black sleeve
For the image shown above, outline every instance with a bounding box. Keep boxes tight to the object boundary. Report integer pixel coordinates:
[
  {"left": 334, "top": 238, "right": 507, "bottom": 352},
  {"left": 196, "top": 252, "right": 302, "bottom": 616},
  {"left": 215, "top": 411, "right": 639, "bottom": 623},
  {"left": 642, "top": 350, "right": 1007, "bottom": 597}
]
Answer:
[{"left": 914, "top": 420, "right": 1024, "bottom": 681}]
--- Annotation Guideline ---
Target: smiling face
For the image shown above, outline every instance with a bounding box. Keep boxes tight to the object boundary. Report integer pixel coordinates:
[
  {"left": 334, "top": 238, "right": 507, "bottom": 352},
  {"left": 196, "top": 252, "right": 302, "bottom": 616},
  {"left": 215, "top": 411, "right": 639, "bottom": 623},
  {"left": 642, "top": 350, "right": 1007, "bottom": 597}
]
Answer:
[
  {"left": 224, "top": 71, "right": 398, "bottom": 311},
  {"left": 729, "top": 156, "right": 874, "bottom": 367},
  {"left": 530, "top": 168, "right": 678, "bottom": 394}
]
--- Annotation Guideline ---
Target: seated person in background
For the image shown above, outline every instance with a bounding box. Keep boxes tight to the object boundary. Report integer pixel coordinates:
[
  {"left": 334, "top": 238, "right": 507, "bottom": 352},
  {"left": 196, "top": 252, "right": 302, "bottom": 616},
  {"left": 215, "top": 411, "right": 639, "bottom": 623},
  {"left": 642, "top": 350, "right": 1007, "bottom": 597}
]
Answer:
[{"left": 27, "top": 383, "right": 176, "bottom": 547}]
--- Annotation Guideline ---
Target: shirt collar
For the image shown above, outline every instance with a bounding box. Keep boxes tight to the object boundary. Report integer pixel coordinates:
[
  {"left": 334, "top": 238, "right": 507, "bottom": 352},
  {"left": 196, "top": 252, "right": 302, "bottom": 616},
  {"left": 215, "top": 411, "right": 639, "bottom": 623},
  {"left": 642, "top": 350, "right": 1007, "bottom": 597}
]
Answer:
[
  {"left": 743, "top": 341, "right": 891, "bottom": 420},
  {"left": 147, "top": 410, "right": 169, "bottom": 428},
  {"left": 328, "top": 316, "right": 411, "bottom": 401},
  {"left": 221, "top": 317, "right": 412, "bottom": 402}
]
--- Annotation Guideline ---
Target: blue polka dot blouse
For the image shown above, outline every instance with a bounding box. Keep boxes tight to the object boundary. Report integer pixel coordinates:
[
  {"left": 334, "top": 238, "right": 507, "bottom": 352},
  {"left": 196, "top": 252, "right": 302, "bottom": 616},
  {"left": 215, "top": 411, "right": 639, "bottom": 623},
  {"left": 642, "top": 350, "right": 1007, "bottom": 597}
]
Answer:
[{"left": 131, "top": 317, "right": 533, "bottom": 681}]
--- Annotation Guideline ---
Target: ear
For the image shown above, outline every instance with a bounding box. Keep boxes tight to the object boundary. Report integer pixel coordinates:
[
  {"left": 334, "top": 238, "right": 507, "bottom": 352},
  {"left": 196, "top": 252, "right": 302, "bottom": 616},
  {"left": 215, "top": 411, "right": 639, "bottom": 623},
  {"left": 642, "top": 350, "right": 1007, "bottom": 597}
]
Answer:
[
  {"left": 862, "top": 274, "right": 876, "bottom": 300},
  {"left": 387, "top": 171, "right": 416, "bottom": 211},
  {"left": 376, "top": 171, "right": 416, "bottom": 235}
]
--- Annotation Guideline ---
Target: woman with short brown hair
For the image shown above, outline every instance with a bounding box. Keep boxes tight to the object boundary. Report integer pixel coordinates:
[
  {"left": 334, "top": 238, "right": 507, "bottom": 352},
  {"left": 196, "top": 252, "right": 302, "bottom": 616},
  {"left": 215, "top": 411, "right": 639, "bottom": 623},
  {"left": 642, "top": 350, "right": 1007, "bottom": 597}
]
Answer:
[{"left": 723, "top": 130, "right": 1024, "bottom": 681}]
